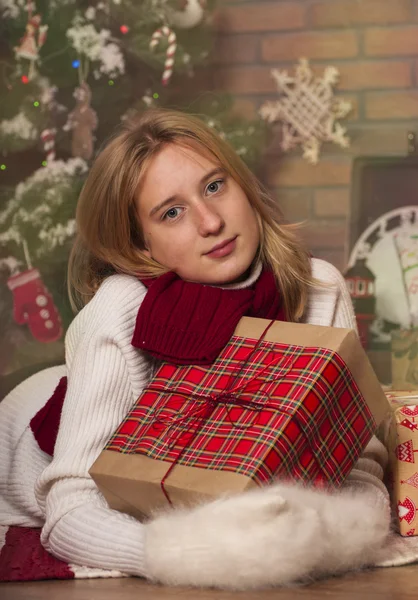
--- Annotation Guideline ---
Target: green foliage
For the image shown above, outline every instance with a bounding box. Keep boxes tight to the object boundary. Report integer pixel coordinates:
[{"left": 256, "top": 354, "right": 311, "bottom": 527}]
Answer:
[{"left": 0, "top": 0, "right": 268, "bottom": 370}]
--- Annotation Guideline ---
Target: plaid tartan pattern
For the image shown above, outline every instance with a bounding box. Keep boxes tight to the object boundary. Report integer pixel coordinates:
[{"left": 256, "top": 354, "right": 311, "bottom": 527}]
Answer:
[{"left": 106, "top": 336, "right": 376, "bottom": 486}]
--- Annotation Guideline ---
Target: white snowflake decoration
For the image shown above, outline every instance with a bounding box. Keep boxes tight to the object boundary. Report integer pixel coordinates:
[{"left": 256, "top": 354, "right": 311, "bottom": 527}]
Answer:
[{"left": 259, "top": 58, "right": 352, "bottom": 165}]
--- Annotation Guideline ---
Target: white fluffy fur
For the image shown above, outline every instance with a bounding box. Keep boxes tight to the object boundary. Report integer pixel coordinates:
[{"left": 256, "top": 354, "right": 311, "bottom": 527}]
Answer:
[{"left": 144, "top": 481, "right": 390, "bottom": 590}]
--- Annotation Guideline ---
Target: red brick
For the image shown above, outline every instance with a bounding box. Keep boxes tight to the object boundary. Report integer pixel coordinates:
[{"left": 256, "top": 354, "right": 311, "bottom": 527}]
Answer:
[
  {"left": 365, "top": 26, "right": 418, "bottom": 56},
  {"left": 212, "top": 35, "right": 258, "bottom": 65},
  {"left": 307, "top": 247, "right": 347, "bottom": 272},
  {"left": 215, "top": 2, "right": 305, "bottom": 33},
  {"left": 327, "top": 61, "right": 411, "bottom": 90},
  {"left": 365, "top": 91, "right": 418, "bottom": 119},
  {"left": 311, "top": 0, "right": 411, "bottom": 28},
  {"left": 230, "top": 98, "right": 258, "bottom": 120},
  {"left": 302, "top": 221, "right": 348, "bottom": 250},
  {"left": 269, "top": 158, "right": 352, "bottom": 188},
  {"left": 262, "top": 30, "right": 359, "bottom": 62},
  {"left": 314, "top": 189, "right": 350, "bottom": 218},
  {"left": 275, "top": 189, "right": 313, "bottom": 222},
  {"left": 215, "top": 66, "right": 275, "bottom": 94},
  {"left": 348, "top": 126, "right": 409, "bottom": 155},
  {"left": 338, "top": 94, "right": 359, "bottom": 121}
]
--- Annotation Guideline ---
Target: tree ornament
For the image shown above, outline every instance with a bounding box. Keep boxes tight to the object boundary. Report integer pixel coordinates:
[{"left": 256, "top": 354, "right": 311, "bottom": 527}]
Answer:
[
  {"left": 14, "top": 13, "right": 48, "bottom": 80},
  {"left": 64, "top": 82, "right": 98, "bottom": 160},
  {"left": 150, "top": 26, "right": 177, "bottom": 86},
  {"left": 7, "top": 267, "right": 63, "bottom": 343},
  {"left": 40, "top": 128, "right": 56, "bottom": 163},
  {"left": 166, "top": 0, "right": 207, "bottom": 29},
  {"left": 259, "top": 58, "right": 352, "bottom": 165},
  {"left": 5, "top": 239, "right": 63, "bottom": 344}
]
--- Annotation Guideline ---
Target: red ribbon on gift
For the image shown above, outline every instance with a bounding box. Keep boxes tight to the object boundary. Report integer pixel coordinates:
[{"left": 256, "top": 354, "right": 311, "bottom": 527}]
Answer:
[{"left": 151, "top": 320, "right": 299, "bottom": 506}]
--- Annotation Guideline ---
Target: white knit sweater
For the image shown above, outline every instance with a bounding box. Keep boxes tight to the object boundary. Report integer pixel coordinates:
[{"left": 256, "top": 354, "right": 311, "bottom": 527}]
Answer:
[{"left": 0, "top": 258, "right": 390, "bottom": 582}]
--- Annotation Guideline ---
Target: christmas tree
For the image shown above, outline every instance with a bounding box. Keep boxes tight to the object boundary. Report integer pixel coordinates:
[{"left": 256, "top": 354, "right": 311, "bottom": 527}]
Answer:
[{"left": 0, "top": 0, "right": 267, "bottom": 378}]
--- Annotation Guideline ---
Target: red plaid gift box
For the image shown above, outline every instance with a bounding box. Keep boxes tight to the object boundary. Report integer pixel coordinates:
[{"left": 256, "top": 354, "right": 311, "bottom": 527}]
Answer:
[{"left": 90, "top": 317, "right": 390, "bottom": 517}]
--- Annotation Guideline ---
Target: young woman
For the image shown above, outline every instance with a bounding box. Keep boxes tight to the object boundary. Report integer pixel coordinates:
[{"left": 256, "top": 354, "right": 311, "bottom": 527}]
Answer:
[{"left": 0, "top": 109, "right": 392, "bottom": 589}]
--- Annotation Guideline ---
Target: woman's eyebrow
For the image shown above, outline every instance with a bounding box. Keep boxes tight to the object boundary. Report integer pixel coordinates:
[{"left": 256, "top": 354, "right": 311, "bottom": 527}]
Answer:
[
  {"left": 149, "top": 195, "right": 178, "bottom": 217},
  {"left": 201, "top": 167, "right": 226, "bottom": 185},
  {"left": 149, "top": 168, "right": 227, "bottom": 217}
]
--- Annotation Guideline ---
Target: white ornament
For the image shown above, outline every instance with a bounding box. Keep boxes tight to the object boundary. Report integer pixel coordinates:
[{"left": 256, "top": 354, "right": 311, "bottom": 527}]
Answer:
[
  {"left": 14, "top": 12, "right": 48, "bottom": 80},
  {"left": 259, "top": 58, "right": 352, "bottom": 165},
  {"left": 40, "top": 128, "right": 57, "bottom": 163},
  {"left": 166, "top": 0, "right": 206, "bottom": 29}
]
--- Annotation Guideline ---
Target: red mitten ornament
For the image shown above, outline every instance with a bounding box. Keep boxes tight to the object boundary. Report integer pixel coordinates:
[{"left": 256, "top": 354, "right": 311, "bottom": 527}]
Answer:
[{"left": 7, "top": 269, "right": 63, "bottom": 343}]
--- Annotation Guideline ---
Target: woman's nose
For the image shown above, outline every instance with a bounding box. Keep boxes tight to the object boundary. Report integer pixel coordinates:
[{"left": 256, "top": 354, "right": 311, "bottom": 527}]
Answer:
[{"left": 196, "top": 203, "right": 225, "bottom": 237}]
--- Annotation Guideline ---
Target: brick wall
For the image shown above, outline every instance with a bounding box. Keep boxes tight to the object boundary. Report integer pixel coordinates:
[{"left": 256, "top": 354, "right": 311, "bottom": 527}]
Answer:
[{"left": 213, "top": 0, "right": 418, "bottom": 271}]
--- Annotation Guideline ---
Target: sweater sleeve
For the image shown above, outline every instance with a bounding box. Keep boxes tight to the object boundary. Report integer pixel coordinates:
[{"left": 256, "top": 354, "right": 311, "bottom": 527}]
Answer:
[
  {"left": 306, "top": 258, "right": 357, "bottom": 330},
  {"left": 34, "top": 275, "right": 153, "bottom": 576}
]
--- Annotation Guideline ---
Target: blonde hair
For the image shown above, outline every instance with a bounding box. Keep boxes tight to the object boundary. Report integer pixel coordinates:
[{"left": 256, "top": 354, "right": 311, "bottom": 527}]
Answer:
[{"left": 68, "top": 108, "right": 314, "bottom": 320}]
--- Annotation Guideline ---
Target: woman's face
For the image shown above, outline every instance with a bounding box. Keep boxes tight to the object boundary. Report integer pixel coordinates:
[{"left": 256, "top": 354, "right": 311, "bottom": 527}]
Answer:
[{"left": 136, "top": 143, "right": 260, "bottom": 285}]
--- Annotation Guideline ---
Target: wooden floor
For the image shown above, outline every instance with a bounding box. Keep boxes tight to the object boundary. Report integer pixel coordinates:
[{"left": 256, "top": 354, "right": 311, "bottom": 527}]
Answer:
[{"left": 2, "top": 566, "right": 418, "bottom": 600}]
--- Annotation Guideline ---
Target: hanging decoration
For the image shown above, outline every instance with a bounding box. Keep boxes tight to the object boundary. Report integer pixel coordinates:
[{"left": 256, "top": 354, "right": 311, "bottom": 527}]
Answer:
[
  {"left": 259, "top": 58, "right": 352, "bottom": 164},
  {"left": 150, "top": 26, "right": 177, "bottom": 86},
  {"left": 166, "top": 0, "right": 207, "bottom": 29},
  {"left": 40, "top": 128, "right": 56, "bottom": 163},
  {"left": 14, "top": 12, "right": 48, "bottom": 81},
  {"left": 6, "top": 240, "right": 63, "bottom": 344},
  {"left": 64, "top": 82, "right": 98, "bottom": 160}
]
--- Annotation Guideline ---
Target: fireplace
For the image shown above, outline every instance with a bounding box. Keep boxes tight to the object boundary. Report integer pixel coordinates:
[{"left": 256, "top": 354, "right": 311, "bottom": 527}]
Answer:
[{"left": 347, "top": 154, "right": 418, "bottom": 385}]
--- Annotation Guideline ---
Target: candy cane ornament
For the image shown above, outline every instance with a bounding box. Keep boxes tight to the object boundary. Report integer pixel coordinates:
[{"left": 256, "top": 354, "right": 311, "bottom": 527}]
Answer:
[
  {"left": 40, "top": 128, "right": 56, "bottom": 163},
  {"left": 150, "top": 26, "right": 177, "bottom": 86}
]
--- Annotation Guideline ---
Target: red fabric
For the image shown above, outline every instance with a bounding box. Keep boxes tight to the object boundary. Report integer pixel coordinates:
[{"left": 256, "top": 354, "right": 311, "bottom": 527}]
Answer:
[
  {"left": 0, "top": 526, "right": 74, "bottom": 582},
  {"left": 30, "top": 376, "right": 67, "bottom": 457},
  {"left": 133, "top": 268, "right": 286, "bottom": 365}
]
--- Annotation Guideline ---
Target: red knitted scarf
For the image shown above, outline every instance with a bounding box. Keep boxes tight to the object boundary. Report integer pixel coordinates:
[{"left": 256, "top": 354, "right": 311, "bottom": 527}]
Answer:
[{"left": 132, "top": 267, "right": 287, "bottom": 365}]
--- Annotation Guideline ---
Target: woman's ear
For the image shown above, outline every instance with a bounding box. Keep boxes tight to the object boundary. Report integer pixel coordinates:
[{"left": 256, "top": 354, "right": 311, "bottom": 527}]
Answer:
[{"left": 143, "top": 248, "right": 151, "bottom": 258}]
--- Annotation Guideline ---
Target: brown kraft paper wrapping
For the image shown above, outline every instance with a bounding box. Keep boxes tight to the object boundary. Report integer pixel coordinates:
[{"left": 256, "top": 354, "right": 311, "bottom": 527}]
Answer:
[
  {"left": 90, "top": 317, "right": 391, "bottom": 520},
  {"left": 384, "top": 390, "right": 418, "bottom": 536}
]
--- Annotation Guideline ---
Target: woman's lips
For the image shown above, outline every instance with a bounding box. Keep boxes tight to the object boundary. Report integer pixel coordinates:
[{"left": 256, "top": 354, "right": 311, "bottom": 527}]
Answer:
[{"left": 205, "top": 237, "right": 237, "bottom": 258}]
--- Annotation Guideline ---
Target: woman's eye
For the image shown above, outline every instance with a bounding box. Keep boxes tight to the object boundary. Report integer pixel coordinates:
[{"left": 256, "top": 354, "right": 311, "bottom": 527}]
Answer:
[
  {"left": 206, "top": 179, "right": 224, "bottom": 195},
  {"left": 162, "top": 207, "right": 182, "bottom": 220}
]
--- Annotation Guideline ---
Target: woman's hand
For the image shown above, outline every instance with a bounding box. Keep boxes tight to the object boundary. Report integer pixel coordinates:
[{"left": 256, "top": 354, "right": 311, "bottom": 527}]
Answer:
[{"left": 144, "top": 480, "right": 389, "bottom": 590}]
